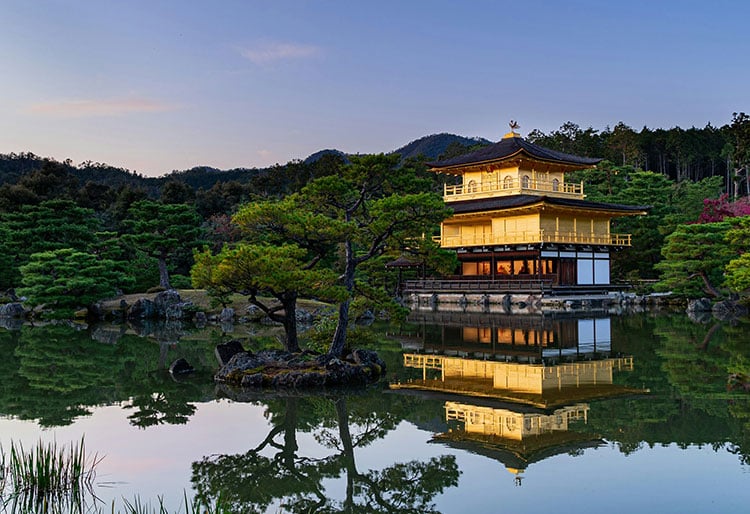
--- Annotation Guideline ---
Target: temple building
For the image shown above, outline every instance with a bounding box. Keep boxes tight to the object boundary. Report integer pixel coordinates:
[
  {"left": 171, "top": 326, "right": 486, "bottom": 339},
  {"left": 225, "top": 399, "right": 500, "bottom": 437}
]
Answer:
[{"left": 422, "top": 124, "right": 648, "bottom": 293}]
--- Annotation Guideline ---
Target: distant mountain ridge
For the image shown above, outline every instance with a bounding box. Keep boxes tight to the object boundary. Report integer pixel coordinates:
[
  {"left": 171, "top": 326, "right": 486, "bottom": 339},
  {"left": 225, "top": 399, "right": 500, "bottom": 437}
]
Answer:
[
  {"left": 303, "top": 148, "right": 348, "bottom": 165},
  {"left": 391, "top": 133, "right": 492, "bottom": 161},
  {"left": 0, "top": 133, "right": 491, "bottom": 188},
  {"left": 303, "top": 134, "right": 490, "bottom": 165}
]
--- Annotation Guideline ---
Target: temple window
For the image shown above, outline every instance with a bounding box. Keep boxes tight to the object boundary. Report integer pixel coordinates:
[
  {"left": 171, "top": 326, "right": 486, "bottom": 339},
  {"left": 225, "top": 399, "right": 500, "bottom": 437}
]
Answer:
[
  {"left": 503, "top": 176, "right": 513, "bottom": 189},
  {"left": 521, "top": 175, "right": 530, "bottom": 188},
  {"left": 496, "top": 260, "right": 511, "bottom": 275},
  {"left": 552, "top": 178, "right": 560, "bottom": 191}
]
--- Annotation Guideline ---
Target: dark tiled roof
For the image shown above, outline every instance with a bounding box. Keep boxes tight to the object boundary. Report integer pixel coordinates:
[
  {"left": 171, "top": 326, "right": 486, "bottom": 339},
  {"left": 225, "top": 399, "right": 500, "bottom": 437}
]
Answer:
[
  {"left": 448, "top": 195, "right": 650, "bottom": 215},
  {"left": 385, "top": 255, "right": 421, "bottom": 268},
  {"left": 429, "top": 136, "right": 601, "bottom": 169}
]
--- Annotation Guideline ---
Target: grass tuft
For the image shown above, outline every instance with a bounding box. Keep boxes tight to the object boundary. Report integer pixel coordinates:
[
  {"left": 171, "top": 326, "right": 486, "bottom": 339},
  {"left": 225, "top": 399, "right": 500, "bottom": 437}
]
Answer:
[
  {"left": 0, "top": 438, "right": 228, "bottom": 513},
  {"left": 0, "top": 437, "right": 101, "bottom": 512}
]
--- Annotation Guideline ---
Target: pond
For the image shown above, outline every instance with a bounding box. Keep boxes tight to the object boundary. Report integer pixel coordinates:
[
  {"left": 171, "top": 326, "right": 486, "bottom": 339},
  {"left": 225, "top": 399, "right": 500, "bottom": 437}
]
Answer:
[{"left": 0, "top": 310, "right": 749, "bottom": 513}]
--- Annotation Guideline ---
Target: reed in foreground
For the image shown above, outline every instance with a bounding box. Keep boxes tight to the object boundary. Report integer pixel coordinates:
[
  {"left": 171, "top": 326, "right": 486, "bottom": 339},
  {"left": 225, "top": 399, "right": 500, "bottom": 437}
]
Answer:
[
  {"left": 0, "top": 437, "right": 101, "bottom": 513},
  {"left": 118, "top": 491, "right": 229, "bottom": 514}
]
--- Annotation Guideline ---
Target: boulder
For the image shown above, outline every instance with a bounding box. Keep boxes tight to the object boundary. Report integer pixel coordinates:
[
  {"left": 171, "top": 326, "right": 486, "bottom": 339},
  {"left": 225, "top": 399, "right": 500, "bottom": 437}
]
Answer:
[
  {"left": 350, "top": 349, "right": 387, "bottom": 373},
  {"left": 686, "top": 298, "right": 713, "bottom": 313},
  {"left": 194, "top": 311, "right": 207, "bottom": 325},
  {"left": 155, "top": 290, "right": 194, "bottom": 320},
  {"left": 215, "top": 352, "right": 267, "bottom": 382},
  {"left": 245, "top": 305, "right": 265, "bottom": 322},
  {"left": 127, "top": 298, "right": 157, "bottom": 319},
  {"left": 154, "top": 289, "right": 182, "bottom": 315},
  {"left": 169, "top": 358, "right": 195, "bottom": 375},
  {"left": 214, "top": 346, "right": 386, "bottom": 388},
  {"left": 271, "top": 369, "right": 327, "bottom": 387},
  {"left": 220, "top": 307, "right": 235, "bottom": 323},
  {"left": 0, "top": 302, "right": 26, "bottom": 319},
  {"left": 215, "top": 339, "right": 246, "bottom": 367},
  {"left": 240, "top": 373, "right": 264, "bottom": 387},
  {"left": 712, "top": 300, "right": 749, "bottom": 320},
  {"left": 295, "top": 308, "right": 314, "bottom": 326},
  {"left": 164, "top": 305, "right": 182, "bottom": 320}
]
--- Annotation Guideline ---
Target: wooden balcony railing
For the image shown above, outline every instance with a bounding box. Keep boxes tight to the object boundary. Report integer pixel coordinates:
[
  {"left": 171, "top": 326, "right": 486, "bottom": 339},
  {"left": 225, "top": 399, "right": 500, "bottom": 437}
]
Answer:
[
  {"left": 403, "top": 277, "right": 554, "bottom": 294},
  {"left": 444, "top": 178, "right": 584, "bottom": 202},
  {"left": 434, "top": 230, "right": 632, "bottom": 247}
]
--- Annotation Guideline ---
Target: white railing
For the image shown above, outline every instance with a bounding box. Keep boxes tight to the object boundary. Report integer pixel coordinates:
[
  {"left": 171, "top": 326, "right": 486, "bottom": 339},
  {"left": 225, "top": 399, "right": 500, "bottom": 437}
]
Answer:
[
  {"left": 434, "top": 230, "right": 631, "bottom": 248},
  {"left": 444, "top": 178, "right": 584, "bottom": 202}
]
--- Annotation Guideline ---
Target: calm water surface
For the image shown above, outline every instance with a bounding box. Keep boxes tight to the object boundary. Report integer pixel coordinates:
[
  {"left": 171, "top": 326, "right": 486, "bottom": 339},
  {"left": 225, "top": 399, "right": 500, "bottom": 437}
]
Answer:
[{"left": 1, "top": 311, "right": 749, "bottom": 513}]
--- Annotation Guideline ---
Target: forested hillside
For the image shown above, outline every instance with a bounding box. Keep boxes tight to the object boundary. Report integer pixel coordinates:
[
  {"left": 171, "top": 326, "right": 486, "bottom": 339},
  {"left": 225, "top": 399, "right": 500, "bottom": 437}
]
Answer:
[
  {"left": 1, "top": 114, "right": 748, "bottom": 312},
  {"left": 527, "top": 113, "right": 750, "bottom": 196},
  {"left": 3, "top": 115, "right": 747, "bottom": 194}
]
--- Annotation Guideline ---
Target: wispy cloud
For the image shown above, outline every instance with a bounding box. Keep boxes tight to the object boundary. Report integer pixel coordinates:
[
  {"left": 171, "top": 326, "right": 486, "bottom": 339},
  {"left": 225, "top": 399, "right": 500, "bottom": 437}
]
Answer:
[
  {"left": 240, "top": 42, "right": 321, "bottom": 65},
  {"left": 28, "top": 97, "right": 178, "bottom": 117}
]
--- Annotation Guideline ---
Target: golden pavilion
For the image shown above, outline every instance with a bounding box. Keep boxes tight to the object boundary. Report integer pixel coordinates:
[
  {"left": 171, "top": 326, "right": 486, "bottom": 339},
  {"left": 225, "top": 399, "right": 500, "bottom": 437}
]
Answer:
[{"left": 423, "top": 123, "right": 647, "bottom": 292}]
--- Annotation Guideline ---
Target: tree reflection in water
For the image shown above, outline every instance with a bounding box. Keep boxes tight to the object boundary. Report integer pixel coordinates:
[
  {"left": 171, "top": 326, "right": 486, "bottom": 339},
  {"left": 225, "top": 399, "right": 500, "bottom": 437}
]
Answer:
[
  {"left": 0, "top": 324, "right": 214, "bottom": 428},
  {"left": 191, "top": 394, "right": 460, "bottom": 513}
]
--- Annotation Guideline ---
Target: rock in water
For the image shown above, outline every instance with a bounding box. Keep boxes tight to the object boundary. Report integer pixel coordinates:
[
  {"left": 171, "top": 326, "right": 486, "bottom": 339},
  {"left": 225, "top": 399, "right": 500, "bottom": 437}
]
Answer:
[
  {"left": 127, "top": 298, "right": 157, "bottom": 319},
  {"left": 169, "top": 358, "right": 195, "bottom": 375},
  {"left": 215, "top": 339, "right": 246, "bottom": 366},
  {"left": 220, "top": 307, "right": 235, "bottom": 322},
  {"left": 686, "top": 298, "right": 712, "bottom": 313},
  {"left": 0, "top": 303, "right": 26, "bottom": 318}
]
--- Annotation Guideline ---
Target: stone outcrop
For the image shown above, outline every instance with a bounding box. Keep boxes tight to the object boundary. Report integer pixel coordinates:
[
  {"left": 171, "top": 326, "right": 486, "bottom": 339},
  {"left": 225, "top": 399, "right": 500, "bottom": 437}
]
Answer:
[
  {"left": 127, "top": 298, "right": 157, "bottom": 320},
  {"left": 193, "top": 311, "right": 207, "bottom": 325},
  {"left": 169, "top": 358, "right": 195, "bottom": 375},
  {"left": 686, "top": 298, "right": 713, "bottom": 313},
  {"left": 220, "top": 307, "right": 235, "bottom": 322},
  {"left": 712, "top": 300, "right": 749, "bottom": 320},
  {"left": 245, "top": 305, "right": 265, "bottom": 321},
  {"left": 295, "top": 308, "right": 314, "bottom": 326},
  {"left": 0, "top": 303, "right": 26, "bottom": 318},
  {"left": 127, "top": 290, "right": 193, "bottom": 320},
  {"left": 215, "top": 339, "right": 246, "bottom": 367},
  {"left": 214, "top": 348, "right": 387, "bottom": 388}
]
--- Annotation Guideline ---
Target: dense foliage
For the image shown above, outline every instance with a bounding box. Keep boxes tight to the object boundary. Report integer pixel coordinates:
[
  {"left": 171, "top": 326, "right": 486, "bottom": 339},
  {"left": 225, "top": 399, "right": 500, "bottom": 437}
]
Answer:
[
  {"left": 528, "top": 114, "right": 750, "bottom": 192},
  {"left": 18, "top": 249, "right": 131, "bottom": 316},
  {"left": 193, "top": 154, "right": 452, "bottom": 356},
  {"left": 1, "top": 115, "right": 749, "bottom": 315}
]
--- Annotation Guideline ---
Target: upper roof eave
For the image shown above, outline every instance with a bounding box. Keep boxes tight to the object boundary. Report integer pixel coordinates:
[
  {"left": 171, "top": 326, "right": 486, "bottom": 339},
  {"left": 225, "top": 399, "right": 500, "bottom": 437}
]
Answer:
[{"left": 427, "top": 136, "right": 602, "bottom": 172}]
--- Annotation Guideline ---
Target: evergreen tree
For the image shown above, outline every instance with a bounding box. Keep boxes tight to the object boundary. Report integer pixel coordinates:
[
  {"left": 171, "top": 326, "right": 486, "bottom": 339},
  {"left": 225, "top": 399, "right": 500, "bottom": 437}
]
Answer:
[
  {"left": 192, "top": 244, "right": 344, "bottom": 352},
  {"left": 18, "top": 248, "right": 131, "bottom": 316},
  {"left": 0, "top": 200, "right": 100, "bottom": 288},
  {"left": 655, "top": 220, "right": 739, "bottom": 297},
  {"left": 122, "top": 201, "right": 204, "bottom": 289},
  {"left": 724, "top": 216, "right": 750, "bottom": 294}
]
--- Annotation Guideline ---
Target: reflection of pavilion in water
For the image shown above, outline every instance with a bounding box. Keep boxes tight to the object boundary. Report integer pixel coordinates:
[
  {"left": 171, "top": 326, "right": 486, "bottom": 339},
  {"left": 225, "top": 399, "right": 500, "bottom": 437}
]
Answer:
[
  {"left": 402, "top": 310, "right": 617, "bottom": 364},
  {"left": 392, "top": 312, "right": 643, "bottom": 483},
  {"left": 440, "top": 401, "right": 599, "bottom": 485}
]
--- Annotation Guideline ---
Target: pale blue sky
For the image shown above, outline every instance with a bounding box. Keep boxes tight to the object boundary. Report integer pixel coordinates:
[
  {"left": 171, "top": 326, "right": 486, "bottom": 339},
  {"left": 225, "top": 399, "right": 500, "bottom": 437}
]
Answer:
[{"left": 2, "top": 0, "right": 748, "bottom": 176}]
